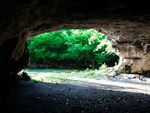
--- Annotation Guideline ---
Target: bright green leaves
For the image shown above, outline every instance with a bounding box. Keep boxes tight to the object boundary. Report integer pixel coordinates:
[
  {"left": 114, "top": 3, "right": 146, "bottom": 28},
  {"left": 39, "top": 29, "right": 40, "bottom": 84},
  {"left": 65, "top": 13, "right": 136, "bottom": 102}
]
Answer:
[{"left": 27, "top": 29, "right": 118, "bottom": 69}]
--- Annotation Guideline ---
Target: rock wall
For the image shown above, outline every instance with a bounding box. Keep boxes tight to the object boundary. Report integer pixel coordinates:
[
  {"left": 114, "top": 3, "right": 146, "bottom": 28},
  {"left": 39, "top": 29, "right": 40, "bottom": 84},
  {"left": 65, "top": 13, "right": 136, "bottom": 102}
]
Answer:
[
  {"left": 0, "top": 0, "right": 150, "bottom": 77},
  {"left": 0, "top": 32, "right": 29, "bottom": 77},
  {"left": 28, "top": 20, "right": 150, "bottom": 74}
]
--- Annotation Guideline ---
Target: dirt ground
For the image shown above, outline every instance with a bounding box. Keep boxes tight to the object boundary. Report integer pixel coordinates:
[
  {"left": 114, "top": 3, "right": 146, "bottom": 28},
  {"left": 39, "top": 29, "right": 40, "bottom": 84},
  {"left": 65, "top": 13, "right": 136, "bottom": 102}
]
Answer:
[{"left": 1, "top": 74, "right": 150, "bottom": 113}]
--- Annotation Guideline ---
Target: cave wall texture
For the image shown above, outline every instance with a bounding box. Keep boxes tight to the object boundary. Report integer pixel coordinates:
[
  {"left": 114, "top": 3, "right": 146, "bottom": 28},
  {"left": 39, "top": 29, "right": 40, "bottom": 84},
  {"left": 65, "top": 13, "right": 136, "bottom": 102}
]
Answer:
[{"left": 1, "top": 0, "right": 150, "bottom": 77}]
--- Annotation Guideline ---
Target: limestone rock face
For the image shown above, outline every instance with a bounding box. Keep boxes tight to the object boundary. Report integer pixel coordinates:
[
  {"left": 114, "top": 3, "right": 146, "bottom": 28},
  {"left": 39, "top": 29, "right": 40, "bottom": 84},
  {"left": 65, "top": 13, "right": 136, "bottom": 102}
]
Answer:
[{"left": 0, "top": 0, "right": 150, "bottom": 77}]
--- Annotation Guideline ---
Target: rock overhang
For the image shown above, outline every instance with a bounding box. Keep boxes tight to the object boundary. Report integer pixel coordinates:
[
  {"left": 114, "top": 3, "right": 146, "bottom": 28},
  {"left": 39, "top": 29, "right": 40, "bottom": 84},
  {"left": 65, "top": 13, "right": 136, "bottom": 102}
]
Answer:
[{"left": 1, "top": 0, "right": 150, "bottom": 77}]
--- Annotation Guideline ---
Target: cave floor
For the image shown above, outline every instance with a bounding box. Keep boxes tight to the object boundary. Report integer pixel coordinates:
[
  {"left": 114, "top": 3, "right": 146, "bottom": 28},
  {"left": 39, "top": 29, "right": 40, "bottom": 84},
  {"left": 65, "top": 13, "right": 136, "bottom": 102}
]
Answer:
[{"left": 1, "top": 74, "right": 150, "bottom": 113}]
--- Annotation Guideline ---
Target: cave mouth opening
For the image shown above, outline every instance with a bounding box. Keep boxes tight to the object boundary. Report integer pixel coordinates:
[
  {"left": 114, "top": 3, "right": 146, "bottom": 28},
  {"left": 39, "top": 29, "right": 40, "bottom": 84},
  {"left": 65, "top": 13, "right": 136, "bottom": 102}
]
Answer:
[
  {"left": 23, "top": 29, "right": 119, "bottom": 83},
  {"left": 27, "top": 29, "right": 119, "bottom": 70}
]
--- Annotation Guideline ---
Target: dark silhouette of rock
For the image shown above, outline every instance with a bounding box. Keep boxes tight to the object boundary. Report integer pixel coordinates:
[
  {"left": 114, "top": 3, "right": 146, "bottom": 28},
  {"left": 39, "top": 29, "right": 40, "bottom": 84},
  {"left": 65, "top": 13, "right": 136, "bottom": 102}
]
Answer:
[{"left": 19, "top": 72, "right": 31, "bottom": 81}]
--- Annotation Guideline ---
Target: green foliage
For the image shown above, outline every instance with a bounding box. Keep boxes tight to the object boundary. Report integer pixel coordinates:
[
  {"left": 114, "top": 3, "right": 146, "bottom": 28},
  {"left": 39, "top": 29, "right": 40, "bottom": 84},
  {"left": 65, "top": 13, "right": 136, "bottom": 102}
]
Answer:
[
  {"left": 28, "top": 30, "right": 68, "bottom": 66},
  {"left": 27, "top": 29, "right": 118, "bottom": 69}
]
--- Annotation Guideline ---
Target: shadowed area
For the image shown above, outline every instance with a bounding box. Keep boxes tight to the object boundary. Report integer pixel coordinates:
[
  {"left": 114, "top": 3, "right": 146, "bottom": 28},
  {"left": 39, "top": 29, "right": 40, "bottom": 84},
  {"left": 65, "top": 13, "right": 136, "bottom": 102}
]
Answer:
[{"left": 1, "top": 80, "right": 150, "bottom": 113}]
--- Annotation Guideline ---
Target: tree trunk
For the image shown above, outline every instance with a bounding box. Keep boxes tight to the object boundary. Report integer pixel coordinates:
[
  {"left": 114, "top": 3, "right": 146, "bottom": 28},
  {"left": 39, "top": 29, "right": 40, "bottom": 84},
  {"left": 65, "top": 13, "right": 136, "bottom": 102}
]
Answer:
[
  {"left": 47, "top": 60, "right": 50, "bottom": 69},
  {"left": 36, "top": 63, "right": 38, "bottom": 68},
  {"left": 84, "top": 60, "right": 88, "bottom": 67},
  {"left": 90, "top": 59, "right": 95, "bottom": 69}
]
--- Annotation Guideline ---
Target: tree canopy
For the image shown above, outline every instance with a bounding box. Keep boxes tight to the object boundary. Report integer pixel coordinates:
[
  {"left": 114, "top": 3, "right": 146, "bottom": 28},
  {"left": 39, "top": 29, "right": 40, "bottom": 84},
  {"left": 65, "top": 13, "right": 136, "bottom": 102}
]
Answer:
[{"left": 27, "top": 29, "right": 119, "bottom": 69}]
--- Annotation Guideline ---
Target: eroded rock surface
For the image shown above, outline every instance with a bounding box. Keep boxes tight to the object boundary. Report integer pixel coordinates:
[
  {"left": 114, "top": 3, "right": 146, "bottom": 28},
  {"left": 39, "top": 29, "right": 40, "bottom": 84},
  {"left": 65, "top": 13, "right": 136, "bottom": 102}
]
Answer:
[{"left": 0, "top": 0, "right": 150, "bottom": 77}]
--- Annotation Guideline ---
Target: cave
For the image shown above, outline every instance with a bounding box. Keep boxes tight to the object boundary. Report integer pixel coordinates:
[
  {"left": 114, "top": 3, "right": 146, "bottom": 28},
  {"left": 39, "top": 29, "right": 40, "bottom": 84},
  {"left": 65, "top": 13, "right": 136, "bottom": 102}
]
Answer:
[
  {"left": 1, "top": 0, "right": 150, "bottom": 112},
  {"left": 0, "top": 0, "right": 150, "bottom": 79}
]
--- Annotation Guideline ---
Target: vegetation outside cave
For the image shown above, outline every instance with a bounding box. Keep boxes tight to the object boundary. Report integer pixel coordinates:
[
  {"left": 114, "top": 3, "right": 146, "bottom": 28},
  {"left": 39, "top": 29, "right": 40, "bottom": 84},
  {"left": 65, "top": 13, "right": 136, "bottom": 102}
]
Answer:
[{"left": 27, "top": 29, "right": 119, "bottom": 70}]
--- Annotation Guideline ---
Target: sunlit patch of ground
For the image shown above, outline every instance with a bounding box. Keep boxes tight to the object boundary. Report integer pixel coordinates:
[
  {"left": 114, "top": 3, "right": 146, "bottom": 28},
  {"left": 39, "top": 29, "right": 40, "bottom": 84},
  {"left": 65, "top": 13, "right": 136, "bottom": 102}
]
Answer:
[
  {"left": 2, "top": 69, "right": 150, "bottom": 113},
  {"left": 22, "top": 69, "right": 150, "bottom": 95}
]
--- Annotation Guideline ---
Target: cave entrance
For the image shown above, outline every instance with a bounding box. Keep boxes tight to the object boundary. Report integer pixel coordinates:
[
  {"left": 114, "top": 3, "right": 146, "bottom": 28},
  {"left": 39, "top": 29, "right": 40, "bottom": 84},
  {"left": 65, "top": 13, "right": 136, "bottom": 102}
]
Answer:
[
  {"left": 24, "top": 29, "right": 119, "bottom": 82},
  {"left": 8, "top": 30, "right": 150, "bottom": 113},
  {"left": 27, "top": 29, "right": 119, "bottom": 69}
]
